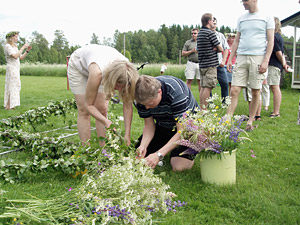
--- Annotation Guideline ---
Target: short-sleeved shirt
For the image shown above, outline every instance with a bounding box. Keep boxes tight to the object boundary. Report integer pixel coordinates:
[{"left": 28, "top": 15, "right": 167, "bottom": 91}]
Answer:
[
  {"left": 269, "top": 32, "right": 284, "bottom": 70},
  {"left": 182, "top": 39, "right": 198, "bottom": 63},
  {"left": 134, "top": 76, "right": 199, "bottom": 130},
  {"left": 215, "top": 31, "right": 229, "bottom": 63},
  {"left": 70, "top": 44, "right": 128, "bottom": 77},
  {"left": 197, "top": 27, "right": 220, "bottom": 68},
  {"left": 236, "top": 11, "right": 275, "bottom": 55},
  {"left": 4, "top": 44, "right": 20, "bottom": 67}
]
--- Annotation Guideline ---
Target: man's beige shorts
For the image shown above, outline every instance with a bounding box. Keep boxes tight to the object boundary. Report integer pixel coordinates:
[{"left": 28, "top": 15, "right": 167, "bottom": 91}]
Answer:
[
  {"left": 200, "top": 67, "right": 217, "bottom": 88},
  {"left": 232, "top": 55, "right": 267, "bottom": 89},
  {"left": 67, "top": 55, "right": 104, "bottom": 94},
  {"left": 185, "top": 61, "right": 200, "bottom": 80},
  {"left": 267, "top": 65, "right": 281, "bottom": 86}
]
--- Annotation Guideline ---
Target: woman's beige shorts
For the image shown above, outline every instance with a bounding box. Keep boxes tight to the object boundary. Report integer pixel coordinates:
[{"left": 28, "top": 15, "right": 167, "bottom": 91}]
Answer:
[
  {"left": 267, "top": 65, "right": 281, "bottom": 86},
  {"left": 67, "top": 55, "right": 104, "bottom": 94}
]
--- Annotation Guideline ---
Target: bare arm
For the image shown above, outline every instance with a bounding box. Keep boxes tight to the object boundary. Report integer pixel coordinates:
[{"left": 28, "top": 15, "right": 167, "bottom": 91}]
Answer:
[
  {"left": 220, "top": 49, "right": 229, "bottom": 67},
  {"left": 216, "top": 44, "right": 223, "bottom": 53},
  {"left": 136, "top": 117, "right": 156, "bottom": 159},
  {"left": 182, "top": 48, "right": 197, "bottom": 57},
  {"left": 227, "top": 32, "right": 240, "bottom": 72},
  {"left": 145, "top": 123, "right": 181, "bottom": 169},
  {"left": 275, "top": 51, "right": 289, "bottom": 72},
  {"left": 123, "top": 101, "right": 133, "bottom": 146},
  {"left": 11, "top": 44, "right": 29, "bottom": 59},
  {"left": 20, "top": 45, "right": 32, "bottom": 60},
  {"left": 259, "top": 29, "right": 274, "bottom": 74},
  {"left": 85, "top": 63, "right": 111, "bottom": 128}
]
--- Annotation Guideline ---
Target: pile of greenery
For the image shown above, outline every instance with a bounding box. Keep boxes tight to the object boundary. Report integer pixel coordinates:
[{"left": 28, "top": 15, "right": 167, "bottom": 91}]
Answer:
[{"left": 0, "top": 100, "right": 187, "bottom": 224}]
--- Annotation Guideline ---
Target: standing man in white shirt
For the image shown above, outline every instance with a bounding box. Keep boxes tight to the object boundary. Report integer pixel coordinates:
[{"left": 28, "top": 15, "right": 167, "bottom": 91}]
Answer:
[{"left": 226, "top": 0, "right": 274, "bottom": 131}]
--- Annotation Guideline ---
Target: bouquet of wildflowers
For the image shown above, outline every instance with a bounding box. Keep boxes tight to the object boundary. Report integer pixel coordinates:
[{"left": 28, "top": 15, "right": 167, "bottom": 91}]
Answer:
[{"left": 176, "top": 94, "right": 250, "bottom": 159}]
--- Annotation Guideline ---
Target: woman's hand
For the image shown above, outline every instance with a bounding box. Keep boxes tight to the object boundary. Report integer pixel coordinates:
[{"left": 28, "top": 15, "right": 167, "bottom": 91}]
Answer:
[
  {"left": 124, "top": 134, "right": 131, "bottom": 146},
  {"left": 105, "top": 119, "right": 112, "bottom": 128},
  {"left": 22, "top": 43, "right": 29, "bottom": 50},
  {"left": 136, "top": 146, "right": 147, "bottom": 159}
]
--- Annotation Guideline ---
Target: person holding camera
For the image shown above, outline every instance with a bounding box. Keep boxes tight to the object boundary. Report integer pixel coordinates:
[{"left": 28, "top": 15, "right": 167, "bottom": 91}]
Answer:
[{"left": 4, "top": 31, "right": 32, "bottom": 110}]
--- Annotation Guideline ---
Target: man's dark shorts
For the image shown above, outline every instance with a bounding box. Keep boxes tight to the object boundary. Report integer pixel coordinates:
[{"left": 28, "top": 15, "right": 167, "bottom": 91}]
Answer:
[{"left": 135, "top": 124, "right": 195, "bottom": 161}]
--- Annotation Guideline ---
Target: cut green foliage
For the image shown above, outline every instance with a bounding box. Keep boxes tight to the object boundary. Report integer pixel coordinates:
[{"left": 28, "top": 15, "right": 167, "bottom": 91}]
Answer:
[{"left": 0, "top": 74, "right": 300, "bottom": 224}]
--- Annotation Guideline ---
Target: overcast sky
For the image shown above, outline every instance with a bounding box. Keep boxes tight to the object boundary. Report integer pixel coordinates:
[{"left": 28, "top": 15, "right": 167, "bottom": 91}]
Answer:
[{"left": 0, "top": 0, "right": 299, "bottom": 46}]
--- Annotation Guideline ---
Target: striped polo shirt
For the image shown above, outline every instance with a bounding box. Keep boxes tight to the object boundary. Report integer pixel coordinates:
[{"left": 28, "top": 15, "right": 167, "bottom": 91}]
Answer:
[
  {"left": 135, "top": 76, "right": 199, "bottom": 130},
  {"left": 197, "top": 27, "right": 220, "bottom": 68}
]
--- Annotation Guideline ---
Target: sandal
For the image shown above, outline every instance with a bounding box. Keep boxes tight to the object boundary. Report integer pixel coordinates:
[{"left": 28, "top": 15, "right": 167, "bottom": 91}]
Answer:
[
  {"left": 255, "top": 116, "right": 261, "bottom": 121},
  {"left": 245, "top": 124, "right": 254, "bottom": 132},
  {"left": 270, "top": 113, "right": 280, "bottom": 118},
  {"left": 241, "top": 115, "right": 249, "bottom": 122}
]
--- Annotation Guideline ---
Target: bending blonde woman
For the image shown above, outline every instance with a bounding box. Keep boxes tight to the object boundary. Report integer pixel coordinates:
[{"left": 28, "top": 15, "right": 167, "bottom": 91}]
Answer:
[{"left": 67, "top": 44, "right": 139, "bottom": 145}]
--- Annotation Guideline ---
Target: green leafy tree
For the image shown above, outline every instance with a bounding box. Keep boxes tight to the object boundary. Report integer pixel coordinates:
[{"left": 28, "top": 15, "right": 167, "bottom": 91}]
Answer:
[
  {"left": 28, "top": 31, "right": 51, "bottom": 63},
  {"left": 157, "top": 34, "right": 168, "bottom": 61},
  {"left": 158, "top": 24, "right": 171, "bottom": 59},
  {"left": 90, "top": 33, "right": 100, "bottom": 44},
  {"left": 113, "top": 30, "right": 122, "bottom": 49},
  {"left": 120, "top": 50, "right": 132, "bottom": 61},
  {"left": 171, "top": 34, "right": 179, "bottom": 62},
  {"left": 0, "top": 36, "right": 5, "bottom": 65},
  {"left": 49, "top": 48, "right": 59, "bottom": 64},
  {"left": 102, "top": 37, "right": 114, "bottom": 47},
  {"left": 218, "top": 25, "right": 234, "bottom": 35},
  {"left": 51, "top": 30, "right": 70, "bottom": 63},
  {"left": 69, "top": 45, "right": 81, "bottom": 55}
]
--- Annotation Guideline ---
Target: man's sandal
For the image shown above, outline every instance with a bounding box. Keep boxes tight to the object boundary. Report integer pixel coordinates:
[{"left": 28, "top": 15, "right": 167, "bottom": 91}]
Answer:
[
  {"left": 255, "top": 116, "right": 261, "bottom": 121},
  {"left": 245, "top": 124, "right": 254, "bottom": 132},
  {"left": 270, "top": 113, "right": 280, "bottom": 118}
]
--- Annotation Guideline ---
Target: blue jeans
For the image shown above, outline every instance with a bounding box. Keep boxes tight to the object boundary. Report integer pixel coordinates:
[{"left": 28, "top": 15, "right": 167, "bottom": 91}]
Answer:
[{"left": 217, "top": 66, "right": 229, "bottom": 101}]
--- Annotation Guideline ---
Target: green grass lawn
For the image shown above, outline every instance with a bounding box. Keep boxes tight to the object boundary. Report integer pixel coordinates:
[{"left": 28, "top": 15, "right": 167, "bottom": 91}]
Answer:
[{"left": 0, "top": 75, "right": 300, "bottom": 224}]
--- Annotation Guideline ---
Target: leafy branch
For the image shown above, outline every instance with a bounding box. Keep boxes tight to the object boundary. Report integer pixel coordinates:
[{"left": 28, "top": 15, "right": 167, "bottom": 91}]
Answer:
[{"left": 0, "top": 98, "right": 77, "bottom": 130}]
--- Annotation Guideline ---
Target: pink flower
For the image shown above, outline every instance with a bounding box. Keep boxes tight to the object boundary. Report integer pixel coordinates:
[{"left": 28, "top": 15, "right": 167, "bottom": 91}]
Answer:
[{"left": 250, "top": 150, "right": 256, "bottom": 158}]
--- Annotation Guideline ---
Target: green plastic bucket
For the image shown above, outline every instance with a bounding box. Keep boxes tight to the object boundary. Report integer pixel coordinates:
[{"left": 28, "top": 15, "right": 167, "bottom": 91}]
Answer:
[{"left": 200, "top": 149, "right": 236, "bottom": 185}]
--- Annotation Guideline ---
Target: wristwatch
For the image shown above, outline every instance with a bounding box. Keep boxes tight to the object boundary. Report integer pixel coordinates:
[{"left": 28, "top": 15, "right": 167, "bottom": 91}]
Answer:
[{"left": 157, "top": 152, "right": 164, "bottom": 160}]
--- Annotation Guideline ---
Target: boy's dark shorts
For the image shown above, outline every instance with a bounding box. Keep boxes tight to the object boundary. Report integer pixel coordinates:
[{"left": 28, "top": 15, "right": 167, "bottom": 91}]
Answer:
[{"left": 135, "top": 124, "right": 195, "bottom": 161}]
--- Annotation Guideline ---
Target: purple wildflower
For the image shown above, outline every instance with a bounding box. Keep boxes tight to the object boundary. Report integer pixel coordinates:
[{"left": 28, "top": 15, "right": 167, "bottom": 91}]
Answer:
[
  {"left": 164, "top": 199, "right": 187, "bottom": 212},
  {"left": 208, "top": 141, "right": 222, "bottom": 153},
  {"left": 102, "top": 149, "right": 111, "bottom": 158},
  {"left": 229, "top": 128, "right": 240, "bottom": 142}
]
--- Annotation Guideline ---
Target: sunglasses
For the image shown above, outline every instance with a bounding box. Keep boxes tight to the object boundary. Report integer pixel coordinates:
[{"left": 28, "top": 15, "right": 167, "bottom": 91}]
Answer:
[
  {"left": 241, "top": 0, "right": 249, "bottom": 2},
  {"left": 191, "top": 33, "right": 198, "bottom": 35}
]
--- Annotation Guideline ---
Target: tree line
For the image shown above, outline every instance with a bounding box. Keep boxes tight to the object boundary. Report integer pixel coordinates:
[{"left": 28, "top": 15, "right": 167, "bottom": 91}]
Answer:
[{"left": 0, "top": 24, "right": 298, "bottom": 65}]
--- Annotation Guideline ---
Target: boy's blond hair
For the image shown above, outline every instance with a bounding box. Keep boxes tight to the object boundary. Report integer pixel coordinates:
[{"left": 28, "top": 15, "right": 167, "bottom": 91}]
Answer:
[{"left": 135, "top": 75, "right": 161, "bottom": 104}]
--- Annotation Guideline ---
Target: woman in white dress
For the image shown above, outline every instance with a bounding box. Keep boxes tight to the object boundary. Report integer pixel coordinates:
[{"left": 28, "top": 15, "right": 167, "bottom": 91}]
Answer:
[{"left": 4, "top": 31, "right": 31, "bottom": 110}]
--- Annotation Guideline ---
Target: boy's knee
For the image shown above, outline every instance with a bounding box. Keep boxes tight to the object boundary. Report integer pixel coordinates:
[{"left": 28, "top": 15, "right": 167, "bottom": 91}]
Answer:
[{"left": 171, "top": 157, "right": 194, "bottom": 172}]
